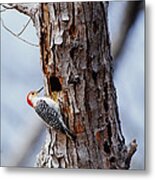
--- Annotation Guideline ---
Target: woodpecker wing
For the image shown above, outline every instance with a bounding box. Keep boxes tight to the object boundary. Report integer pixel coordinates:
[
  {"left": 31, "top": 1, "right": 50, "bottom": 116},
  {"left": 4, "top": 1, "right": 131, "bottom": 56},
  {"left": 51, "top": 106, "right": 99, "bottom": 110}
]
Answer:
[
  {"left": 34, "top": 99, "right": 64, "bottom": 130},
  {"left": 34, "top": 99, "right": 76, "bottom": 140}
]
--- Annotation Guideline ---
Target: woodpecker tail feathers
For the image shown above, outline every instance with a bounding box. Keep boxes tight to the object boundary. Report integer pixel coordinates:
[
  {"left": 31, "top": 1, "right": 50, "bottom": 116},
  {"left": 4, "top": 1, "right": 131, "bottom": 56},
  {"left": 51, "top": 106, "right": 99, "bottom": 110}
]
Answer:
[{"left": 62, "top": 126, "right": 76, "bottom": 140}]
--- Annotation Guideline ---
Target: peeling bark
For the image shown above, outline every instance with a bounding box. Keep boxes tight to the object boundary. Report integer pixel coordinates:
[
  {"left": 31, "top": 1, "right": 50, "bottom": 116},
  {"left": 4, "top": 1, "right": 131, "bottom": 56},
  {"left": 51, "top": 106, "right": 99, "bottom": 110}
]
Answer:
[{"left": 11, "top": 2, "right": 137, "bottom": 169}]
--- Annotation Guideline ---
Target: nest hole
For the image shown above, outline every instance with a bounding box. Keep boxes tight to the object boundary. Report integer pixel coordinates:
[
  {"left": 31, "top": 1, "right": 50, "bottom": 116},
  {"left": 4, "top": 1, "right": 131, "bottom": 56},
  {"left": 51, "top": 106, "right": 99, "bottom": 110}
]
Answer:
[{"left": 50, "top": 76, "right": 62, "bottom": 92}]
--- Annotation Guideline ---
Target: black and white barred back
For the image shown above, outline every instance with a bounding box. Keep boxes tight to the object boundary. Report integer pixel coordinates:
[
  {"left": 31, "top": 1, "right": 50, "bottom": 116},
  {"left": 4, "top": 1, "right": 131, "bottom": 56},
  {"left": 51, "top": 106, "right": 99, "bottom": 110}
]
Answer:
[{"left": 35, "top": 99, "right": 76, "bottom": 140}]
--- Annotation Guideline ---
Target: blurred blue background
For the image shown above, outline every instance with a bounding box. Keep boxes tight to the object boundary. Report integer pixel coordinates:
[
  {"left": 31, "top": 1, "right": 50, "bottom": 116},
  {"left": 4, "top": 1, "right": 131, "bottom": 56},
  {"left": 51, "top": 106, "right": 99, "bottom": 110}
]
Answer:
[{"left": 1, "top": 1, "right": 144, "bottom": 169}]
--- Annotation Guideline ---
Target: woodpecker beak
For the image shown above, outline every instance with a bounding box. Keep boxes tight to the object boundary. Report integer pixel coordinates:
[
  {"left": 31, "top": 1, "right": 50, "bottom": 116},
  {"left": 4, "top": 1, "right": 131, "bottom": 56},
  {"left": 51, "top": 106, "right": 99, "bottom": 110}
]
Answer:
[{"left": 36, "top": 87, "right": 44, "bottom": 94}]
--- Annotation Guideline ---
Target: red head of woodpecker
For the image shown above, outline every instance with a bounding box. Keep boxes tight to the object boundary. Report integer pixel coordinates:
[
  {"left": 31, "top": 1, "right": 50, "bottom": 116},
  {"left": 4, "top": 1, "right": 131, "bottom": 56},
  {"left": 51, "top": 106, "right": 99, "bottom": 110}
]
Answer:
[{"left": 27, "top": 87, "right": 44, "bottom": 108}]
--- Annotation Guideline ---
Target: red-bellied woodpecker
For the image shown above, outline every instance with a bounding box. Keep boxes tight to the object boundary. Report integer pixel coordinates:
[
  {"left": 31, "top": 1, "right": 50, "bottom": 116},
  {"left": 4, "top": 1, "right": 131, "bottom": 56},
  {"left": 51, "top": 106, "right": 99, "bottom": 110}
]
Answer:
[{"left": 26, "top": 87, "right": 76, "bottom": 140}]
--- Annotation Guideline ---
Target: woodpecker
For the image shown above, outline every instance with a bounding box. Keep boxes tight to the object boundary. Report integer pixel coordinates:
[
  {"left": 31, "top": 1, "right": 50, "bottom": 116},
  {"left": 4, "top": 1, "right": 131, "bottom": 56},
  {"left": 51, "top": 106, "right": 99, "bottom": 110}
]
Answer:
[{"left": 26, "top": 87, "right": 76, "bottom": 140}]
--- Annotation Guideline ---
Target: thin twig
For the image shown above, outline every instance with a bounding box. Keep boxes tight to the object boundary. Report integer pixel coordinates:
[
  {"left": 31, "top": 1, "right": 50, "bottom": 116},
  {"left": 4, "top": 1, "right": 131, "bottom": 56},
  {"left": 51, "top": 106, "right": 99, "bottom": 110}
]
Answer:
[
  {"left": 17, "top": 17, "right": 32, "bottom": 36},
  {"left": 0, "top": 17, "right": 39, "bottom": 47},
  {"left": 2, "top": 4, "right": 16, "bottom": 9},
  {"left": 0, "top": 4, "right": 21, "bottom": 13}
]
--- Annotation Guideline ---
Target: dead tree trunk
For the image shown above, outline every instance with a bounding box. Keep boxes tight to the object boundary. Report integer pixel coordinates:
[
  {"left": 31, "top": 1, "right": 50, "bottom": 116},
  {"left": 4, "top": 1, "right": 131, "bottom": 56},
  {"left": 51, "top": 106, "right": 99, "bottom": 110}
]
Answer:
[
  {"left": 8, "top": 2, "right": 137, "bottom": 169},
  {"left": 34, "top": 2, "right": 137, "bottom": 169}
]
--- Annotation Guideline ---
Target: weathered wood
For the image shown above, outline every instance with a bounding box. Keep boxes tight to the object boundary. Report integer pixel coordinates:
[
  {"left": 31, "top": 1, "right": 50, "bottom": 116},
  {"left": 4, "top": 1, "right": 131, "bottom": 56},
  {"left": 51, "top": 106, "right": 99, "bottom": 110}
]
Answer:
[{"left": 32, "top": 2, "right": 137, "bottom": 169}]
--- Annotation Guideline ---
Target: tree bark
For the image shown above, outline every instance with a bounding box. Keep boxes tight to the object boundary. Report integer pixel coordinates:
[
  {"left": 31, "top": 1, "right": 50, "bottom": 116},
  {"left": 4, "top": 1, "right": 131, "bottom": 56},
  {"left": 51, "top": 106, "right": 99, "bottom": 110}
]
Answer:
[
  {"left": 8, "top": 2, "right": 137, "bottom": 169},
  {"left": 33, "top": 2, "right": 137, "bottom": 169}
]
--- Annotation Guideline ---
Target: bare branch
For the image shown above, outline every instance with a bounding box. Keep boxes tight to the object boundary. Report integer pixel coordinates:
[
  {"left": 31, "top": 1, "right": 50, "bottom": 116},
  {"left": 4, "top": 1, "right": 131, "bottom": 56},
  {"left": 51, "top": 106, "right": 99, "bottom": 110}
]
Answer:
[
  {"left": 125, "top": 139, "right": 138, "bottom": 169},
  {"left": 6, "top": 3, "right": 32, "bottom": 17},
  {"left": 1, "top": 4, "right": 17, "bottom": 9},
  {"left": 2, "top": 3, "right": 39, "bottom": 20},
  {"left": 0, "top": 4, "right": 12, "bottom": 13},
  {"left": 17, "top": 17, "right": 32, "bottom": 36},
  {"left": 0, "top": 17, "right": 39, "bottom": 47}
]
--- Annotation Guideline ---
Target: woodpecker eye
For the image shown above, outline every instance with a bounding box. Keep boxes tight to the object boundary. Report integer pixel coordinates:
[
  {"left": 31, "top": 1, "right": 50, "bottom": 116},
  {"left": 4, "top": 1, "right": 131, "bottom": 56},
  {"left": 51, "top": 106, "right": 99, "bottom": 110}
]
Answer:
[{"left": 31, "top": 92, "right": 35, "bottom": 95}]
